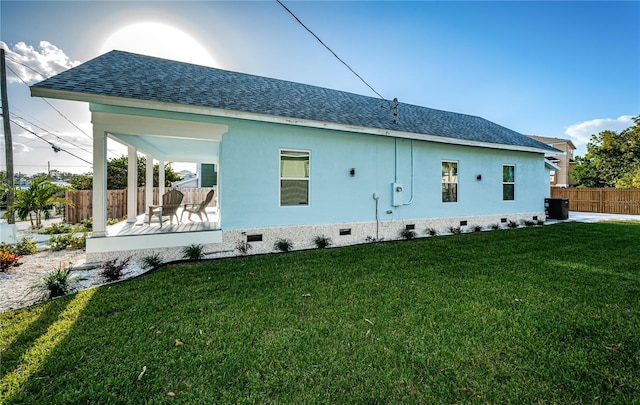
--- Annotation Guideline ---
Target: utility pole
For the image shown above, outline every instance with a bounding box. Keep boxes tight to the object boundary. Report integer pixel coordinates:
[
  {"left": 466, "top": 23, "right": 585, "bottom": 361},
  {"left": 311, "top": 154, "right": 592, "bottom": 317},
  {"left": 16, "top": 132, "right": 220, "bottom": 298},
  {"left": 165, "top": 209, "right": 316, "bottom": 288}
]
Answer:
[{"left": 1, "top": 48, "right": 15, "bottom": 225}]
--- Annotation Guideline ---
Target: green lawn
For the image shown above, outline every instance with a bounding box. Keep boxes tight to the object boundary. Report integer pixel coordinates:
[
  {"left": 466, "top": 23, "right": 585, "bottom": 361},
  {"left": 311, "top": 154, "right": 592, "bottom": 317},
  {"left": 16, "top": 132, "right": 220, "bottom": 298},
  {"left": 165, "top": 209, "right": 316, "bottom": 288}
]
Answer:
[{"left": 1, "top": 222, "right": 639, "bottom": 404}]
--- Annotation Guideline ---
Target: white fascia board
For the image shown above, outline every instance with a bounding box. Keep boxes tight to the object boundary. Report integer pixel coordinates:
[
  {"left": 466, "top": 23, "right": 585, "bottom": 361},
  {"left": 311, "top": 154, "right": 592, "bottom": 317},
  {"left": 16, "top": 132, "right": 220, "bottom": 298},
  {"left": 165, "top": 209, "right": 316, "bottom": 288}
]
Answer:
[
  {"left": 33, "top": 88, "right": 552, "bottom": 154},
  {"left": 545, "top": 160, "right": 561, "bottom": 171}
]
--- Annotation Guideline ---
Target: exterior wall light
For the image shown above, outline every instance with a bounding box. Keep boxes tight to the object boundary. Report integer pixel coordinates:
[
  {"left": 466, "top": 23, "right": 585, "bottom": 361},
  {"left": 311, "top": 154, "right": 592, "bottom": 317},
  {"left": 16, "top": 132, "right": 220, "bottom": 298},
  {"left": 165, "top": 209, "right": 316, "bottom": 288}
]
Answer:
[
  {"left": 350, "top": 168, "right": 356, "bottom": 177},
  {"left": 476, "top": 174, "right": 482, "bottom": 181}
]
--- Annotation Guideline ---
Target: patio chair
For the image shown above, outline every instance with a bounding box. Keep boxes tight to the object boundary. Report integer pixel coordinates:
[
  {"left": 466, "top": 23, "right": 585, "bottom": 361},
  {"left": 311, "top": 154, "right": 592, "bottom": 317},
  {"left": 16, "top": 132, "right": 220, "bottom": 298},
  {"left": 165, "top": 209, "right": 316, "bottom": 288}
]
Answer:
[
  {"left": 181, "top": 189, "right": 215, "bottom": 222},
  {"left": 148, "top": 189, "right": 184, "bottom": 227}
]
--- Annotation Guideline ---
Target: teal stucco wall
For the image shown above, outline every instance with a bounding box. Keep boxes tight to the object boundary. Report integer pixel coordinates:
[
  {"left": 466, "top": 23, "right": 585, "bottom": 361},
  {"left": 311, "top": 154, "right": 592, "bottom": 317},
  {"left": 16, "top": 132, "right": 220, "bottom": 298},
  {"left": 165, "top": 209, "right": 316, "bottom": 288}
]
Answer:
[{"left": 219, "top": 119, "right": 548, "bottom": 230}]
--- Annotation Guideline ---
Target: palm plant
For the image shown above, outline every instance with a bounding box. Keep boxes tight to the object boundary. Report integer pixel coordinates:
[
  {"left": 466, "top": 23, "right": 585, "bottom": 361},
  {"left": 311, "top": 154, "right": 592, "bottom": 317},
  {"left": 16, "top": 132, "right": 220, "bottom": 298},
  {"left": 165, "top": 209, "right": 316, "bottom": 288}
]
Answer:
[{"left": 4, "top": 175, "right": 74, "bottom": 229}]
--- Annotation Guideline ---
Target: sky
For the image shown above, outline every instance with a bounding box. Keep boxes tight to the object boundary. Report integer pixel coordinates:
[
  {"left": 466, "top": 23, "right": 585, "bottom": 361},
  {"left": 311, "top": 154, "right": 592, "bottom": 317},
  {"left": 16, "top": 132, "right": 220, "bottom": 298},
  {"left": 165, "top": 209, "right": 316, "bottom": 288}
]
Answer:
[{"left": 1, "top": 0, "right": 638, "bottom": 176}]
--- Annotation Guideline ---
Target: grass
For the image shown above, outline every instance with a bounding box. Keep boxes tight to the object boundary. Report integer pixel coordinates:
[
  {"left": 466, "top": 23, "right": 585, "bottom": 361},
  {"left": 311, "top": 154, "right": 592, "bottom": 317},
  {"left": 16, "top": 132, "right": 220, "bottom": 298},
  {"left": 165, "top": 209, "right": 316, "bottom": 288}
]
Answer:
[{"left": 1, "top": 222, "right": 639, "bottom": 403}]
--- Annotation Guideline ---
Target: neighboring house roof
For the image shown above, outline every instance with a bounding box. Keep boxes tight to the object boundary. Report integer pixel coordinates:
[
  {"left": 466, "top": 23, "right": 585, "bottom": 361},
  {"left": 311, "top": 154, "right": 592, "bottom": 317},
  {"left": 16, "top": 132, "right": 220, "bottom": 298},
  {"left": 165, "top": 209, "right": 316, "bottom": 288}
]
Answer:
[
  {"left": 172, "top": 176, "right": 198, "bottom": 188},
  {"left": 544, "top": 157, "right": 561, "bottom": 171},
  {"left": 31, "top": 50, "right": 557, "bottom": 154},
  {"left": 527, "top": 135, "right": 576, "bottom": 151}
]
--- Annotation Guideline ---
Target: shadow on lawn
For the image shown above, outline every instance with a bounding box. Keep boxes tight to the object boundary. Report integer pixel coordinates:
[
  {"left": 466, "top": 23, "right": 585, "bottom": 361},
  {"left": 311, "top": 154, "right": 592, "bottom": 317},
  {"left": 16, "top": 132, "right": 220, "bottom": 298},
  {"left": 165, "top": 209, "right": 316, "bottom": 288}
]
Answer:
[{"left": 1, "top": 289, "right": 97, "bottom": 404}]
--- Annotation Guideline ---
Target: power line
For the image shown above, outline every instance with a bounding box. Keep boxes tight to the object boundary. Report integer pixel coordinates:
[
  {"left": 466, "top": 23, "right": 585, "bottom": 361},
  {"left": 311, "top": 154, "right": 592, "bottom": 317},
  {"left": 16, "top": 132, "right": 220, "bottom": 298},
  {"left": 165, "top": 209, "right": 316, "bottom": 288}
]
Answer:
[
  {"left": 5, "top": 62, "right": 93, "bottom": 139},
  {"left": 10, "top": 112, "right": 94, "bottom": 156},
  {"left": 8, "top": 118, "right": 93, "bottom": 165},
  {"left": 4, "top": 58, "right": 120, "bottom": 157},
  {"left": 276, "top": 0, "right": 391, "bottom": 106}
]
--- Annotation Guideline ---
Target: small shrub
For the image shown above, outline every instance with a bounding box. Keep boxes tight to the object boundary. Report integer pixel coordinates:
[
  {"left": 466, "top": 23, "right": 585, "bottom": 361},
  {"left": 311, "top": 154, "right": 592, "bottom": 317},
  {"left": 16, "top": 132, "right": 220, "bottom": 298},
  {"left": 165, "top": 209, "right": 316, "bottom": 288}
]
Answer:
[
  {"left": 78, "top": 218, "right": 93, "bottom": 232},
  {"left": 39, "top": 264, "right": 75, "bottom": 298},
  {"left": 425, "top": 227, "right": 437, "bottom": 237},
  {"left": 536, "top": 219, "right": 545, "bottom": 226},
  {"left": 69, "top": 234, "right": 87, "bottom": 250},
  {"left": 273, "top": 238, "right": 293, "bottom": 252},
  {"left": 141, "top": 253, "right": 163, "bottom": 270},
  {"left": 0, "top": 237, "right": 38, "bottom": 256},
  {"left": 107, "top": 218, "right": 120, "bottom": 226},
  {"left": 448, "top": 226, "right": 462, "bottom": 235},
  {"left": 236, "top": 240, "right": 252, "bottom": 255},
  {"left": 472, "top": 225, "right": 483, "bottom": 232},
  {"left": 15, "top": 237, "right": 38, "bottom": 255},
  {"left": 365, "top": 236, "right": 378, "bottom": 243},
  {"left": 0, "top": 248, "right": 21, "bottom": 272},
  {"left": 313, "top": 235, "right": 332, "bottom": 248},
  {"left": 99, "top": 256, "right": 131, "bottom": 282},
  {"left": 507, "top": 220, "right": 518, "bottom": 228},
  {"left": 40, "top": 222, "right": 74, "bottom": 235},
  {"left": 490, "top": 223, "right": 500, "bottom": 230},
  {"left": 524, "top": 220, "right": 535, "bottom": 227},
  {"left": 182, "top": 244, "right": 205, "bottom": 260},
  {"left": 399, "top": 229, "right": 417, "bottom": 240},
  {"left": 48, "top": 233, "right": 86, "bottom": 251},
  {"left": 49, "top": 234, "right": 73, "bottom": 251}
]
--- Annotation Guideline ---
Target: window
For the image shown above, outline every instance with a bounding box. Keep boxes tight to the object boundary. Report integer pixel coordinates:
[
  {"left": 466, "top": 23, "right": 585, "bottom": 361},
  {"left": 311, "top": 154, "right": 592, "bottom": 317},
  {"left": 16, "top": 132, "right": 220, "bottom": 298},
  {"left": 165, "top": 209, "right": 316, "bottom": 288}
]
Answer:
[
  {"left": 503, "top": 165, "right": 515, "bottom": 201},
  {"left": 441, "top": 161, "right": 458, "bottom": 203},
  {"left": 280, "top": 150, "right": 309, "bottom": 206}
]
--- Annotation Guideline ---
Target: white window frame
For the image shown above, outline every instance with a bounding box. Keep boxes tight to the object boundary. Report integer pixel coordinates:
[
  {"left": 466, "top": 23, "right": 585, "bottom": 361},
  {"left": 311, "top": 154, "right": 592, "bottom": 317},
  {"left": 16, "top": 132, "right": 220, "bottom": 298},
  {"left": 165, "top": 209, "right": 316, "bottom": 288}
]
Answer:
[
  {"left": 441, "top": 160, "right": 459, "bottom": 203},
  {"left": 279, "top": 149, "right": 310, "bottom": 207},
  {"left": 503, "top": 164, "right": 515, "bottom": 201}
]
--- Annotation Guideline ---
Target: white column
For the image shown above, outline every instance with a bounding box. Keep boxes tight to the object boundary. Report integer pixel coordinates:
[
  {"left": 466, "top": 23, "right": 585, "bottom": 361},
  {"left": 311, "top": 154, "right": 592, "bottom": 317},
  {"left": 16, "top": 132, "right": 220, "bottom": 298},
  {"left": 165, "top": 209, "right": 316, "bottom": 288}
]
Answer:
[
  {"left": 145, "top": 153, "right": 154, "bottom": 216},
  {"left": 127, "top": 145, "right": 138, "bottom": 223},
  {"left": 92, "top": 126, "right": 107, "bottom": 237},
  {"left": 158, "top": 159, "right": 166, "bottom": 197}
]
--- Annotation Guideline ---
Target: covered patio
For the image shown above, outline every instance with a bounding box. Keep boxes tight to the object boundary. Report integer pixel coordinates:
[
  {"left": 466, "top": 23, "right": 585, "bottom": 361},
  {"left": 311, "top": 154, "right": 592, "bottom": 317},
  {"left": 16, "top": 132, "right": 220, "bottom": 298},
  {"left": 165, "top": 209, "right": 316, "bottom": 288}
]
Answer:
[{"left": 85, "top": 107, "right": 227, "bottom": 257}]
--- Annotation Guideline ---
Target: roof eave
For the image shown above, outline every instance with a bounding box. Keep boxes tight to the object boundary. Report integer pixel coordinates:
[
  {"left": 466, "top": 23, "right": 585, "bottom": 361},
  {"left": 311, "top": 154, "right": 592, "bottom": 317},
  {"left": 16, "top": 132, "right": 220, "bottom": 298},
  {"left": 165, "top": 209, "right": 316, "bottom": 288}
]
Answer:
[{"left": 30, "top": 87, "right": 554, "bottom": 155}]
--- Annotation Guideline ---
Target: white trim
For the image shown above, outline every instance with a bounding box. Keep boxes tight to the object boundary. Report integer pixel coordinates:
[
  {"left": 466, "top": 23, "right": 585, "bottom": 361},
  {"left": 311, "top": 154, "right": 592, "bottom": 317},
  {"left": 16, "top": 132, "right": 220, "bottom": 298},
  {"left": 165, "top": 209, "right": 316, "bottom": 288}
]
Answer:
[
  {"left": 544, "top": 160, "right": 561, "bottom": 171},
  {"left": 279, "top": 148, "right": 311, "bottom": 207},
  {"left": 33, "top": 88, "right": 553, "bottom": 154},
  {"left": 503, "top": 164, "right": 516, "bottom": 201},
  {"left": 441, "top": 160, "right": 459, "bottom": 204}
]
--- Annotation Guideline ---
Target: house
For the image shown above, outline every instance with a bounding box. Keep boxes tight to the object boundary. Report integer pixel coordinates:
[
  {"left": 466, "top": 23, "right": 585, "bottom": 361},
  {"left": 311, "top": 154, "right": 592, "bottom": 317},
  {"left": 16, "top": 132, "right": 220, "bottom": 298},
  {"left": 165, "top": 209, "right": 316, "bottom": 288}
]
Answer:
[
  {"left": 171, "top": 165, "right": 217, "bottom": 188},
  {"left": 31, "top": 50, "right": 559, "bottom": 261},
  {"left": 528, "top": 135, "right": 576, "bottom": 187}
]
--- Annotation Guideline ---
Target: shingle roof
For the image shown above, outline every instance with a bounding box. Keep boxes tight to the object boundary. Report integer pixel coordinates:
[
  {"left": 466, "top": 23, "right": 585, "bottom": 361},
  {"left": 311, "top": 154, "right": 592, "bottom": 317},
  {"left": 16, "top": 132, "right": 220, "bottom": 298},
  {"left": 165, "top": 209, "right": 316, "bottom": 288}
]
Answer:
[{"left": 31, "top": 50, "right": 556, "bottom": 152}]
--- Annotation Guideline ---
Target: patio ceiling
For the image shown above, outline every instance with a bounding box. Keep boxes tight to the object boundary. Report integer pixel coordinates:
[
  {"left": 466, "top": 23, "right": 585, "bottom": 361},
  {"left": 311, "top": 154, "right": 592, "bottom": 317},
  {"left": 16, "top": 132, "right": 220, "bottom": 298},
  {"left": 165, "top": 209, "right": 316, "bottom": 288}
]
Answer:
[
  {"left": 110, "top": 132, "right": 219, "bottom": 163},
  {"left": 92, "top": 110, "right": 227, "bottom": 164}
]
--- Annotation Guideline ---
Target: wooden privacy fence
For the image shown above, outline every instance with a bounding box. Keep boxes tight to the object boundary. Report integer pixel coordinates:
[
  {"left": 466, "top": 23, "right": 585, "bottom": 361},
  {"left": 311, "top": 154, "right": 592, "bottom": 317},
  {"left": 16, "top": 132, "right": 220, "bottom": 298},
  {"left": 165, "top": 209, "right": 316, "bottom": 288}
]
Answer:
[
  {"left": 65, "top": 187, "right": 216, "bottom": 224},
  {"left": 550, "top": 188, "right": 640, "bottom": 215}
]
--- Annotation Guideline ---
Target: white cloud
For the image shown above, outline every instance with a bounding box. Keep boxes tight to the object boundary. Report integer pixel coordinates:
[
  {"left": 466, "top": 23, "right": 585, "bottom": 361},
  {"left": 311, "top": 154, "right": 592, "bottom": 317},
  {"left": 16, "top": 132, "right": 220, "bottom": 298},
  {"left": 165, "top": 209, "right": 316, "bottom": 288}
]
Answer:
[
  {"left": 0, "top": 40, "right": 80, "bottom": 84},
  {"left": 565, "top": 116, "right": 634, "bottom": 148}
]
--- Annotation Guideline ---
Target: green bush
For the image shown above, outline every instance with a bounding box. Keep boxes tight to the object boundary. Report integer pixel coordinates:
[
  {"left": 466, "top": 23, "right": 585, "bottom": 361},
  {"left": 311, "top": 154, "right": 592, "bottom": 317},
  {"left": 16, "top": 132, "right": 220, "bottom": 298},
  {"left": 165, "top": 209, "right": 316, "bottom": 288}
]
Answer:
[
  {"left": 48, "top": 233, "right": 86, "bottom": 251},
  {"left": 273, "top": 238, "right": 293, "bottom": 252},
  {"left": 0, "top": 237, "right": 38, "bottom": 256},
  {"left": 69, "top": 234, "right": 87, "bottom": 250},
  {"left": 312, "top": 235, "right": 332, "bottom": 249},
  {"left": 78, "top": 218, "right": 93, "bottom": 232},
  {"left": 425, "top": 227, "right": 437, "bottom": 236},
  {"left": 40, "top": 222, "right": 74, "bottom": 235},
  {"left": 182, "top": 244, "right": 205, "bottom": 260},
  {"left": 15, "top": 237, "right": 38, "bottom": 255},
  {"left": 141, "top": 253, "right": 163, "bottom": 270},
  {"left": 448, "top": 226, "right": 462, "bottom": 235},
  {"left": 399, "top": 229, "right": 417, "bottom": 240},
  {"left": 49, "top": 234, "right": 72, "bottom": 251},
  {"left": 37, "top": 264, "right": 75, "bottom": 298}
]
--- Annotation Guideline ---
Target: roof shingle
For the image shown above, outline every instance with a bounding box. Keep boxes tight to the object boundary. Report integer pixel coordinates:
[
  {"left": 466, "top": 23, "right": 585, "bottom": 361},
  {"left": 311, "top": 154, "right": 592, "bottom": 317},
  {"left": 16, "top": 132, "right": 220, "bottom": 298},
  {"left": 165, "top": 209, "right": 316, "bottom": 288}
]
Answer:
[{"left": 31, "top": 50, "right": 556, "bottom": 152}]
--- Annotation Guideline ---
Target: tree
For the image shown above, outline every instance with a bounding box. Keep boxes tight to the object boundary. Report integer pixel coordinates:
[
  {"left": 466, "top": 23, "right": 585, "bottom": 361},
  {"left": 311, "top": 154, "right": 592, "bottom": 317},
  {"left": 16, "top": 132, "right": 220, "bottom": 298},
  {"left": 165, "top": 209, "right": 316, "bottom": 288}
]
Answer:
[
  {"left": 4, "top": 175, "right": 74, "bottom": 229},
  {"left": 71, "top": 156, "right": 183, "bottom": 190},
  {"left": 572, "top": 116, "right": 640, "bottom": 188},
  {"left": 571, "top": 155, "right": 603, "bottom": 188},
  {"left": 70, "top": 174, "right": 93, "bottom": 190}
]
